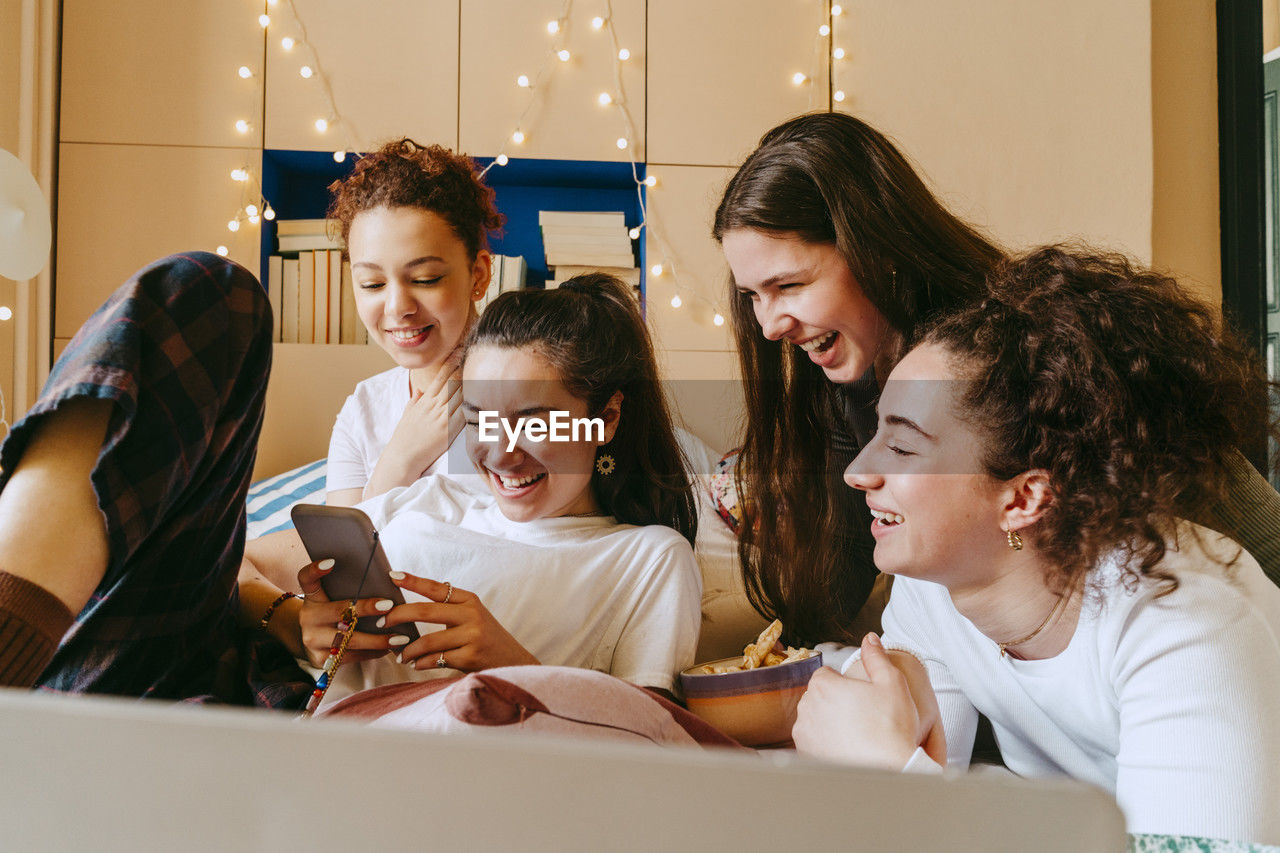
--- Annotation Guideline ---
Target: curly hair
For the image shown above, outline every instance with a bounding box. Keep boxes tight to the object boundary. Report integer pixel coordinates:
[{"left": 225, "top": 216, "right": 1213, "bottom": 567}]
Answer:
[
  {"left": 924, "top": 245, "right": 1276, "bottom": 594},
  {"left": 326, "top": 138, "right": 503, "bottom": 260}
]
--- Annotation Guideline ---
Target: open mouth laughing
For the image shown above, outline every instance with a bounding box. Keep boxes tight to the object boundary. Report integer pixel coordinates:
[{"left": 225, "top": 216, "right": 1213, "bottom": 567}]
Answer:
[
  {"left": 488, "top": 468, "right": 547, "bottom": 496},
  {"left": 797, "top": 330, "right": 837, "bottom": 353}
]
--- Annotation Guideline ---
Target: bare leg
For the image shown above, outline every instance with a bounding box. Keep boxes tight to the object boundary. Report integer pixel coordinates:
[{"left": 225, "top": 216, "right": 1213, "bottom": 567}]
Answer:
[{"left": 0, "top": 398, "right": 112, "bottom": 612}]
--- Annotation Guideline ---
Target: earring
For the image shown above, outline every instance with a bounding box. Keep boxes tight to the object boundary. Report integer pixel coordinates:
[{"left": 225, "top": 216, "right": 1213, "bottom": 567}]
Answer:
[
  {"left": 595, "top": 454, "right": 616, "bottom": 476},
  {"left": 1005, "top": 526, "right": 1023, "bottom": 551}
]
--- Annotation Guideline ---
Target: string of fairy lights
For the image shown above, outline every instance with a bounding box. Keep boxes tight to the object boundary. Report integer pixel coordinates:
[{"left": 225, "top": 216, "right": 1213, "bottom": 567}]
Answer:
[{"left": 213, "top": 0, "right": 848, "bottom": 329}]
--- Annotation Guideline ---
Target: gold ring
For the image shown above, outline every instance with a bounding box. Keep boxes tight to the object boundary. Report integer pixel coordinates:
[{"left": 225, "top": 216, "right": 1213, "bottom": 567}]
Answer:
[
  {"left": 436, "top": 653, "right": 448, "bottom": 669},
  {"left": 442, "top": 582, "right": 453, "bottom": 604}
]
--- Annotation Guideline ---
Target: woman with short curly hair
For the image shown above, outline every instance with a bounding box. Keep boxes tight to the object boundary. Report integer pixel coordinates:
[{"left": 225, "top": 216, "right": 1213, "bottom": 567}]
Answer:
[
  {"left": 792, "top": 246, "right": 1280, "bottom": 845},
  {"left": 323, "top": 138, "right": 504, "bottom": 506}
]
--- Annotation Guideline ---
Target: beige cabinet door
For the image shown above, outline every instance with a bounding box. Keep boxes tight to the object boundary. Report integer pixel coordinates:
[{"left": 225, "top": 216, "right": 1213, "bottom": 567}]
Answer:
[
  {"left": 55, "top": 142, "right": 262, "bottom": 338},
  {"left": 658, "top": 348, "right": 743, "bottom": 456},
  {"left": 647, "top": 0, "right": 830, "bottom": 167},
  {"left": 264, "top": 0, "right": 459, "bottom": 152},
  {"left": 834, "top": 0, "right": 1152, "bottom": 259},
  {"left": 644, "top": 165, "right": 736, "bottom": 353},
  {"left": 459, "top": 0, "right": 646, "bottom": 161},
  {"left": 61, "top": 0, "right": 265, "bottom": 148}
]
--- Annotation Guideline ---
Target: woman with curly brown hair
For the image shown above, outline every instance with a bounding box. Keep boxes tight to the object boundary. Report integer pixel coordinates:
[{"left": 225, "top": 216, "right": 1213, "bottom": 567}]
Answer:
[
  {"left": 323, "top": 138, "right": 503, "bottom": 506},
  {"left": 792, "top": 247, "right": 1280, "bottom": 845}
]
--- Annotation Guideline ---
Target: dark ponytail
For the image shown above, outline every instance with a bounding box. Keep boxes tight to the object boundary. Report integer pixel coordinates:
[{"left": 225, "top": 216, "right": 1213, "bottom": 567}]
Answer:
[{"left": 463, "top": 274, "right": 698, "bottom": 546}]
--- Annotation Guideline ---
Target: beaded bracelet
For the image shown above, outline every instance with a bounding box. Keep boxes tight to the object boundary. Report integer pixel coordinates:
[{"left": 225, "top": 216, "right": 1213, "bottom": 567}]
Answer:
[
  {"left": 301, "top": 600, "right": 359, "bottom": 718},
  {"left": 258, "top": 591, "right": 298, "bottom": 629}
]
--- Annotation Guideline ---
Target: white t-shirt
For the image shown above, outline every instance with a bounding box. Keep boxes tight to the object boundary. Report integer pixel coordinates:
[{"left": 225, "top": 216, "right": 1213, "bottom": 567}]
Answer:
[
  {"left": 326, "top": 366, "right": 479, "bottom": 493},
  {"left": 863, "top": 522, "right": 1280, "bottom": 844},
  {"left": 318, "top": 475, "right": 702, "bottom": 710}
]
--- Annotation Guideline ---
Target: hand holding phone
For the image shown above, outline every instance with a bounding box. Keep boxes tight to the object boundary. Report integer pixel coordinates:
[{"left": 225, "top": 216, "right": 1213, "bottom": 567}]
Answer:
[{"left": 290, "top": 504, "right": 420, "bottom": 642}]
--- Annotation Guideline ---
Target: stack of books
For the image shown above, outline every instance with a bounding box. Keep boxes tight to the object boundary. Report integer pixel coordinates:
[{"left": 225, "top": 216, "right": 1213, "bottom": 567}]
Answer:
[
  {"left": 479, "top": 255, "right": 529, "bottom": 311},
  {"left": 266, "top": 219, "right": 364, "bottom": 344},
  {"left": 539, "top": 210, "right": 640, "bottom": 293}
]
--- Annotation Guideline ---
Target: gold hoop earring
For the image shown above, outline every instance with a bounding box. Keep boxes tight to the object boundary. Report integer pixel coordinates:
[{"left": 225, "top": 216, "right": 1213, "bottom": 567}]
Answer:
[
  {"left": 595, "top": 454, "right": 616, "bottom": 476},
  {"left": 1005, "top": 527, "right": 1023, "bottom": 551}
]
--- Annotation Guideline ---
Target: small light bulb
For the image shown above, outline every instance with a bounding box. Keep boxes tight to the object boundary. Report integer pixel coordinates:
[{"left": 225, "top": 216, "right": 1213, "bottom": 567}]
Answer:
[
  {"left": 258, "top": 14, "right": 271, "bottom": 28},
  {"left": 263, "top": 206, "right": 276, "bottom": 220},
  {"left": 333, "top": 150, "right": 346, "bottom": 163},
  {"left": 235, "top": 119, "right": 251, "bottom": 134},
  {"left": 314, "top": 118, "right": 328, "bottom": 132},
  {"left": 628, "top": 227, "right": 640, "bottom": 239},
  {"left": 792, "top": 72, "right": 807, "bottom": 86},
  {"left": 238, "top": 66, "right": 252, "bottom": 79},
  {"left": 670, "top": 294, "right": 682, "bottom": 308},
  {"left": 616, "top": 137, "right": 629, "bottom": 150},
  {"left": 598, "top": 92, "right": 612, "bottom": 106},
  {"left": 227, "top": 219, "right": 240, "bottom": 232},
  {"left": 512, "top": 130, "right": 525, "bottom": 144},
  {"left": 819, "top": 24, "right": 830, "bottom": 36},
  {"left": 617, "top": 48, "right": 630, "bottom": 61},
  {"left": 0, "top": 305, "right": 12, "bottom": 321},
  {"left": 557, "top": 49, "right": 571, "bottom": 62},
  {"left": 546, "top": 20, "right": 560, "bottom": 34},
  {"left": 266, "top": 0, "right": 276, "bottom": 6},
  {"left": 214, "top": 246, "right": 229, "bottom": 257},
  {"left": 833, "top": 47, "right": 846, "bottom": 59},
  {"left": 496, "top": 154, "right": 509, "bottom": 166},
  {"left": 591, "top": 16, "right": 605, "bottom": 29},
  {"left": 832, "top": 4, "right": 843, "bottom": 14},
  {"left": 644, "top": 175, "right": 657, "bottom": 187},
  {"left": 833, "top": 90, "right": 846, "bottom": 102},
  {"left": 245, "top": 204, "right": 259, "bottom": 217},
  {"left": 230, "top": 168, "right": 248, "bottom": 182},
  {"left": 650, "top": 263, "right": 663, "bottom": 277},
  {"left": 517, "top": 74, "right": 530, "bottom": 88},
  {"left": 281, "top": 36, "right": 295, "bottom": 50},
  {"left": 713, "top": 313, "right": 725, "bottom": 326},
  {"left": 248, "top": 214, "right": 260, "bottom": 225},
  {"left": 299, "top": 65, "right": 313, "bottom": 79}
]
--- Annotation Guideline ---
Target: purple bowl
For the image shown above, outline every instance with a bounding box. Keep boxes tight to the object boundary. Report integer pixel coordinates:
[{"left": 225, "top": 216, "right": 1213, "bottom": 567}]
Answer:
[{"left": 679, "top": 652, "right": 823, "bottom": 747}]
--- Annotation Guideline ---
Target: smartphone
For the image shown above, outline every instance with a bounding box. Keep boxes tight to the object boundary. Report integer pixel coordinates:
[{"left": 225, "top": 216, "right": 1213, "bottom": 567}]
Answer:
[{"left": 289, "top": 504, "right": 419, "bottom": 642}]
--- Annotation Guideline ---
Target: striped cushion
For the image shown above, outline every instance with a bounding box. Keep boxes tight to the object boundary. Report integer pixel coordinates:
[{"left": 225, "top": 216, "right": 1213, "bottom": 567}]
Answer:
[{"left": 246, "top": 459, "right": 327, "bottom": 538}]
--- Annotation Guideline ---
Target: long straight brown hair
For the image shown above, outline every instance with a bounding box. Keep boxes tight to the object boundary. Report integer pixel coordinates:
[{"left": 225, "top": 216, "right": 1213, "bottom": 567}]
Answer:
[
  {"left": 464, "top": 273, "right": 698, "bottom": 546},
  {"left": 713, "top": 112, "right": 1004, "bottom": 643}
]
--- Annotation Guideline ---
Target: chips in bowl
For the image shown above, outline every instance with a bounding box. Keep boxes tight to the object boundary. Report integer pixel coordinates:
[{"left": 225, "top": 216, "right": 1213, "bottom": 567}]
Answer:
[{"left": 679, "top": 621, "right": 822, "bottom": 747}]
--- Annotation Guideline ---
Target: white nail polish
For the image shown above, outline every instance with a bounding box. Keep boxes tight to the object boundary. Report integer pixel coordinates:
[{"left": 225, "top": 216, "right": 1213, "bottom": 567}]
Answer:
[
  {"left": 395, "top": 654, "right": 403, "bottom": 664},
  {"left": 388, "top": 635, "right": 409, "bottom": 647},
  {"left": 375, "top": 616, "right": 386, "bottom": 628},
  {"left": 389, "top": 571, "right": 405, "bottom": 581},
  {"left": 318, "top": 558, "right": 335, "bottom": 571},
  {"left": 375, "top": 599, "right": 394, "bottom": 612}
]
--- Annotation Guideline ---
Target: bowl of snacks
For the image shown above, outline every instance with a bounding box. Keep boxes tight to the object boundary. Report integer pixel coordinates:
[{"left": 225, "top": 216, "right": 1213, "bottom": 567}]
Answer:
[{"left": 679, "top": 620, "right": 822, "bottom": 748}]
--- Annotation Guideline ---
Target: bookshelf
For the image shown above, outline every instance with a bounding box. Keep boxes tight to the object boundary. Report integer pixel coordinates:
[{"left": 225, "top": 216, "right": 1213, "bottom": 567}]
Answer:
[{"left": 259, "top": 150, "right": 647, "bottom": 295}]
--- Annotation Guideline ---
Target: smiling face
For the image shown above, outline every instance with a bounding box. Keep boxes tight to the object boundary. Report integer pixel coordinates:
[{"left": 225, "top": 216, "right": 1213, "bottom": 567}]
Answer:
[
  {"left": 347, "top": 205, "right": 489, "bottom": 372},
  {"left": 721, "top": 228, "right": 896, "bottom": 383},
  {"left": 843, "top": 343, "right": 1013, "bottom": 588},
  {"left": 462, "top": 344, "right": 621, "bottom": 523}
]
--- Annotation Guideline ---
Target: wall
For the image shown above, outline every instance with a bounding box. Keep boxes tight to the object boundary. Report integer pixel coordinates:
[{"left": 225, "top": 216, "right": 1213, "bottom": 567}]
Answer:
[
  {"left": 0, "top": 0, "right": 20, "bottom": 442},
  {"left": 1151, "top": 0, "right": 1222, "bottom": 305},
  {"left": 837, "top": 1, "right": 1153, "bottom": 260},
  {"left": 56, "top": 0, "right": 1169, "bottom": 477}
]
